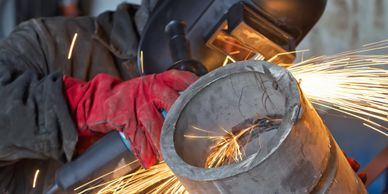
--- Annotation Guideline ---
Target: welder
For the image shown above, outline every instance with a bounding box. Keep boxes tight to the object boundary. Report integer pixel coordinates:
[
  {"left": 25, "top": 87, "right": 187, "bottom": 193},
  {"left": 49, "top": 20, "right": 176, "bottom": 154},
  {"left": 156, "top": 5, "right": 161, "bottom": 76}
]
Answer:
[
  {"left": 0, "top": 0, "right": 364, "bottom": 193},
  {"left": 0, "top": 1, "right": 197, "bottom": 193}
]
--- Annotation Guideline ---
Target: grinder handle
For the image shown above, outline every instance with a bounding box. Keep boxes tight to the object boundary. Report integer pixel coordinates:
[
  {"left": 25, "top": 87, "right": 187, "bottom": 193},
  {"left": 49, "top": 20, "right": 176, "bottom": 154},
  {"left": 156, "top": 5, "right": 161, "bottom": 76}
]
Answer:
[
  {"left": 45, "top": 131, "right": 138, "bottom": 194},
  {"left": 165, "top": 20, "right": 207, "bottom": 76}
]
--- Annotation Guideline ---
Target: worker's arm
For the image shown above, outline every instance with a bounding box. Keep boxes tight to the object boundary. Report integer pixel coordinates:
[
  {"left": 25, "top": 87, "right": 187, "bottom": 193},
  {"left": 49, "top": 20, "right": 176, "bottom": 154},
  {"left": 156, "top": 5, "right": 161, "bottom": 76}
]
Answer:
[
  {"left": 0, "top": 18, "right": 197, "bottom": 165},
  {"left": 0, "top": 21, "right": 78, "bottom": 165},
  {"left": 0, "top": 2, "right": 144, "bottom": 166},
  {"left": 0, "top": 3, "right": 171, "bottom": 193},
  {"left": 0, "top": 19, "right": 81, "bottom": 193}
]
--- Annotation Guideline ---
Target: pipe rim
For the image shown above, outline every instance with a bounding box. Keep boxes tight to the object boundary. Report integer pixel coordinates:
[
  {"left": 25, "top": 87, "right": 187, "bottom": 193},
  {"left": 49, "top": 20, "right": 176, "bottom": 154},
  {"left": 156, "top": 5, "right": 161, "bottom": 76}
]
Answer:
[{"left": 161, "top": 60, "right": 302, "bottom": 181}]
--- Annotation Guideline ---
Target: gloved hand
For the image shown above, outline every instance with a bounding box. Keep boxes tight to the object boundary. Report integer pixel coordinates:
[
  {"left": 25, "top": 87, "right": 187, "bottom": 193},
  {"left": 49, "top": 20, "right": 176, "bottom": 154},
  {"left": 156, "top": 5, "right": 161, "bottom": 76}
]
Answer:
[{"left": 64, "top": 70, "right": 198, "bottom": 168}]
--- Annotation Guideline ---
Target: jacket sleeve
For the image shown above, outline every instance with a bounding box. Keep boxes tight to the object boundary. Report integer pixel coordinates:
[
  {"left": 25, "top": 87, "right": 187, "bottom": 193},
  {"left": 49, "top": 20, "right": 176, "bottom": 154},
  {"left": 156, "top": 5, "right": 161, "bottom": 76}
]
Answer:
[{"left": 0, "top": 20, "right": 78, "bottom": 165}]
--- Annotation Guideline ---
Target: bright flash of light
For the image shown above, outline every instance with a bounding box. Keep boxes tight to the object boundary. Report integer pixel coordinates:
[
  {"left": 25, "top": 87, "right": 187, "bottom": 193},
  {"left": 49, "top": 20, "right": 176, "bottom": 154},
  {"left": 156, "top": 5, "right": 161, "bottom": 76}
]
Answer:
[
  {"left": 288, "top": 55, "right": 388, "bottom": 136},
  {"left": 67, "top": 33, "right": 78, "bottom": 59}
]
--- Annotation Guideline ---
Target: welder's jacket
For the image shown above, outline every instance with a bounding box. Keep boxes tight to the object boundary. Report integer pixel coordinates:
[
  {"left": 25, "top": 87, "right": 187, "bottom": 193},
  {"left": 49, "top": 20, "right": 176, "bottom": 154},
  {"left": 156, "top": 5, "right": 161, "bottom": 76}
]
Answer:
[{"left": 0, "top": 2, "right": 156, "bottom": 193}]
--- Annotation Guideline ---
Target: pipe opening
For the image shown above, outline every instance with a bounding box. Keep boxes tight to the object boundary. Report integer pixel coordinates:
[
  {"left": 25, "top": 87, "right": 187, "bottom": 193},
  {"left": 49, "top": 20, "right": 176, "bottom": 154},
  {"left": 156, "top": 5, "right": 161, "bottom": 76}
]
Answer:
[{"left": 174, "top": 70, "right": 290, "bottom": 168}]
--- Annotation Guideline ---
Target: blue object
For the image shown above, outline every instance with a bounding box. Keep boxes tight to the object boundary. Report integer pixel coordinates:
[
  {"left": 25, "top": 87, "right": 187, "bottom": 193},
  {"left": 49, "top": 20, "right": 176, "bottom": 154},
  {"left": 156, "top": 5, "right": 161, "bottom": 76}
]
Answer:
[
  {"left": 161, "top": 109, "right": 168, "bottom": 119},
  {"left": 119, "top": 132, "right": 132, "bottom": 152},
  {"left": 118, "top": 109, "right": 167, "bottom": 152}
]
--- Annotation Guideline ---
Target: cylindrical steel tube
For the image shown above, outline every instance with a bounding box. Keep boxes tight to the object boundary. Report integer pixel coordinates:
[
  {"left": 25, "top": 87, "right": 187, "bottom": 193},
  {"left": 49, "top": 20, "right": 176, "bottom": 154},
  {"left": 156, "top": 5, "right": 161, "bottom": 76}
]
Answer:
[{"left": 161, "top": 60, "right": 366, "bottom": 194}]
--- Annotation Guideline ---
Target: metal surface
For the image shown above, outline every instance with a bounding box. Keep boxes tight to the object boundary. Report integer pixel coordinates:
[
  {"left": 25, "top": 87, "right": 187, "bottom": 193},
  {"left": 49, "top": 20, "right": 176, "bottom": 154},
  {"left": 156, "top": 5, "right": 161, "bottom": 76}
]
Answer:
[{"left": 161, "top": 60, "right": 367, "bottom": 194}]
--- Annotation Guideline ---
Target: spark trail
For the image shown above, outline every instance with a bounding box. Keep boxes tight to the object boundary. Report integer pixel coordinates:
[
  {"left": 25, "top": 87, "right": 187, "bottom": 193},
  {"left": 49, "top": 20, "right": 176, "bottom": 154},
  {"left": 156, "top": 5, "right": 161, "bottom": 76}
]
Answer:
[{"left": 77, "top": 40, "right": 388, "bottom": 193}]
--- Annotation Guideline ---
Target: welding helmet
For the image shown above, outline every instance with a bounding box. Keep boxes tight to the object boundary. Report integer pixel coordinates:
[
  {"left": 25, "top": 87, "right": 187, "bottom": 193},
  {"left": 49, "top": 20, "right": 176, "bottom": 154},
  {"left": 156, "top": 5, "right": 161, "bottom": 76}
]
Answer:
[{"left": 137, "top": 0, "right": 327, "bottom": 75}]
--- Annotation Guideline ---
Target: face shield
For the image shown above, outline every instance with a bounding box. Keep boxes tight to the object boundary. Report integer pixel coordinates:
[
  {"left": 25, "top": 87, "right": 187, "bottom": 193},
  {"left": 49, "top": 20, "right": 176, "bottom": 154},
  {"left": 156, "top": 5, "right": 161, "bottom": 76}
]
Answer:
[
  {"left": 138, "top": 0, "right": 327, "bottom": 75},
  {"left": 206, "top": 3, "right": 296, "bottom": 67}
]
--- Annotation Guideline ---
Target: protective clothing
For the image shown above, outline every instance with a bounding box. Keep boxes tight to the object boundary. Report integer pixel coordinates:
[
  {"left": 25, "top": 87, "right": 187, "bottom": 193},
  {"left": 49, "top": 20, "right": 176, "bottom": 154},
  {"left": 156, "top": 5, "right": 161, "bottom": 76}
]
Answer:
[
  {"left": 0, "top": 3, "right": 156, "bottom": 193},
  {"left": 64, "top": 70, "right": 197, "bottom": 168}
]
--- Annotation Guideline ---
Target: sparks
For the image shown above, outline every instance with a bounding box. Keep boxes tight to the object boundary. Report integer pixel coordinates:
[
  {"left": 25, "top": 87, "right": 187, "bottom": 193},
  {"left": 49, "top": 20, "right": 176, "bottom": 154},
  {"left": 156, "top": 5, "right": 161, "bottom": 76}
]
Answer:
[
  {"left": 185, "top": 124, "right": 247, "bottom": 168},
  {"left": 222, "top": 55, "right": 236, "bottom": 66},
  {"left": 268, "top": 49, "right": 310, "bottom": 64},
  {"left": 189, "top": 116, "right": 281, "bottom": 168},
  {"left": 78, "top": 128, "right": 252, "bottom": 194},
  {"left": 77, "top": 162, "right": 187, "bottom": 194},
  {"left": 80, "top": 40, "right": 388, "bottom": 193},
  {"left": 32, "top": 169, "right": 40, "bottom": 188},
  {"left": 67, "top": 33, "right": 78, "bottom": 60},
  {"left": 288, "top": 55, "right": 388, "bottom": 136},
  {"left": 140, "top": 50, "right": 145, "bottom": 74},
  {"left": 253, "top": 53, "right": 265, "bottom": 61},
  {"left": 84, "top": 118, "right": 280, "bottom": 194},
  {"left": 74, "top": 160, "right": 139, "bottom": 194},
  {"left": 205, "top": 124, "right": 257, "bottom": 168}
]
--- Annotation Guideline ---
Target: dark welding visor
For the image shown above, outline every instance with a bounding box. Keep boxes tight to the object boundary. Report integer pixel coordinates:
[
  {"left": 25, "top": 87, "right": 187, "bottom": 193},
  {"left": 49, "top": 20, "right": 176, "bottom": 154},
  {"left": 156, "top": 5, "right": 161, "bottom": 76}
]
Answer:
[
  {"left": 206, "top": 3, "right": 295, "bottom": 66},
  {"left": 138, "top": 0, "right": 327, "bottom": 74}
]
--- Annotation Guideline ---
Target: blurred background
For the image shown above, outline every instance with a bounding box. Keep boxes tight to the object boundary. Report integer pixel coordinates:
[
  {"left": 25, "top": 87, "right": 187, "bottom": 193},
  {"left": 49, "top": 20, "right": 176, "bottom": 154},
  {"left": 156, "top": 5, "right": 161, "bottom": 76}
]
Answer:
[{"left": 0, "top": 0, "right": 387, "bottom": 193}]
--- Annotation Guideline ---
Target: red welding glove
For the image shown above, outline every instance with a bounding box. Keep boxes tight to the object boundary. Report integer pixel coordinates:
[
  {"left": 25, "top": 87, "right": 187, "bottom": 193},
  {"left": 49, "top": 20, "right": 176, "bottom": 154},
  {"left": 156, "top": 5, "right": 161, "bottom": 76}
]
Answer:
[{"left": 64, "top": 70, "right": 198, "bottom": 168}]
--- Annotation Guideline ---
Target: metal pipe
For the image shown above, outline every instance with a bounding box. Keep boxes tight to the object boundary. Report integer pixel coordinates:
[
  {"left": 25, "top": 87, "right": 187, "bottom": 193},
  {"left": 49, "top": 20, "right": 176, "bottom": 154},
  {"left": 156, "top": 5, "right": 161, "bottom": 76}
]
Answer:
[{"left": 161, "top": 60, "right": 367, "bottom": 194}]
